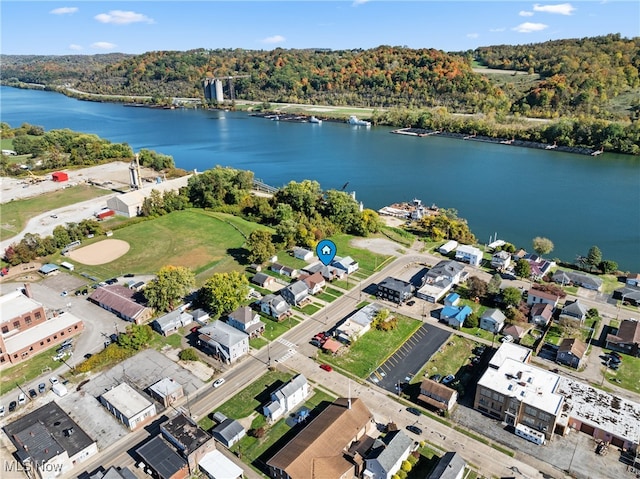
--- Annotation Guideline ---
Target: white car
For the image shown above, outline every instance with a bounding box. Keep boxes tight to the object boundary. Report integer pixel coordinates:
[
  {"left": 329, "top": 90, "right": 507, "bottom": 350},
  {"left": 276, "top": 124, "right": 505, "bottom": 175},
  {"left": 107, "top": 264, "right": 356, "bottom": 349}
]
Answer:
[
  {"left": 213, "top": 378, "right": 226, "bottom": 388},
  {"left": 18, "top": 393, "right": 26, "bottom": 405},
  {"left": 501, "top": 335, "right": 514, "bottom": 343},
  {"left": 49, "top": 376, "right": 60, "bottom": 385},
  {"left": 0, "top": 405, "right": 5, "bottom": 417}
]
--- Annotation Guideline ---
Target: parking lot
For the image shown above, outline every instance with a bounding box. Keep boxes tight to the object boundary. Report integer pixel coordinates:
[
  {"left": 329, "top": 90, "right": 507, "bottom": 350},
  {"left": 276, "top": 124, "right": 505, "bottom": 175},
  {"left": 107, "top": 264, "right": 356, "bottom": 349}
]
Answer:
[{"left": 369, "top": 323, "right": 451, "bottom": 393}]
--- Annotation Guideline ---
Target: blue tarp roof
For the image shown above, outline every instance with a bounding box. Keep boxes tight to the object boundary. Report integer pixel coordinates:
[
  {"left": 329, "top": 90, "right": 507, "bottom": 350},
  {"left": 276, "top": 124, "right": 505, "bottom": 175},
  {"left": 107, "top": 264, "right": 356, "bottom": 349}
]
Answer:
[
  {"left": 39, "top": 263, "right": 59, "bottom": 274},
  {"left": 445, "top": 293, "right": 460, "bottom": 302}
]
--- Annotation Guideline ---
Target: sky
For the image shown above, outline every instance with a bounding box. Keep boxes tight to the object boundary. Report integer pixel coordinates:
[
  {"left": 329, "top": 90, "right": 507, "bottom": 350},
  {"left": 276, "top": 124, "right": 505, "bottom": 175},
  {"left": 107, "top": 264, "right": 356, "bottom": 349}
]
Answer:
[{"left": 1, "top": 1, "right": 638, "bottom": 55}]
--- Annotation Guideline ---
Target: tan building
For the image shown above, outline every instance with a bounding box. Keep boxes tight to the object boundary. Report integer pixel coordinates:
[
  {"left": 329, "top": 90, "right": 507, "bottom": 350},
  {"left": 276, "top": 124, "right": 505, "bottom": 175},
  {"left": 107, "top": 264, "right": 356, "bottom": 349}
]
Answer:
[
  {"left": 266, "top": 398, "right": 376, "bottom": 479},
  {"left": 106, "top": 175, "right": 192, "bottom": 217},
  {"left": 418, "top": 379, "right": 458, "bottom": 412},
  {"left": 0, "top": 288, "right": 83, "bottom": 364},
  {"left": 100, "top": 383, "right": 157, "bottom": 430}
]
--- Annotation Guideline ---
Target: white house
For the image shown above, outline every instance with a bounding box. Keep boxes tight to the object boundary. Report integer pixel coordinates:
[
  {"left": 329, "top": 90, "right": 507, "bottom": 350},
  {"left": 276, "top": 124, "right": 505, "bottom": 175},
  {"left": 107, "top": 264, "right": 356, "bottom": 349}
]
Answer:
[
  {"left": 438, "top": 240, "right": 458, "bottom": 255},
  {"left": 480, "top": 308, "right": 506, "bottom": 334},
  {"left": 455, "top": 245, "right": 483, "bottom": 267},
  {"left": 332, "top": 256, "right": 359, "bottom": 274},
  {"left": 364, "top": 430, "right": 413, "bottom": 479},
  {"left": 337, "top": 303, "right": 382, "bottom": 340},
  {"left": 198, "top": 321, "right": 249, "bottom": 363},
  {"left": 227, "top": 306, "right": 265, "bottom": 338},
  {"left": 262, "top": 374, "right": 310, "bottom": 423},
  {"left": 293, "top": 247, "right": 314, "bottom": 262},
  {"left": 260, "top": 294, "right": 291, "bottom": 320},
  {"left": 281, "top": 280, "right": 309, "bottom": 306},
  {"left": 490, "top": 250, "right": 511, "bottom": 271}
]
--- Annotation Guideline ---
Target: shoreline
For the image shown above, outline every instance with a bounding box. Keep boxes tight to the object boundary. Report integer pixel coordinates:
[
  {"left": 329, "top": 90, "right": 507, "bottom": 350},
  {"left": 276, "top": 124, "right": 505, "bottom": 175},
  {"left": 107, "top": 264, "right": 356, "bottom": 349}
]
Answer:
[{"left": 391, "top": 128, "right": 600, "bottom": 156}]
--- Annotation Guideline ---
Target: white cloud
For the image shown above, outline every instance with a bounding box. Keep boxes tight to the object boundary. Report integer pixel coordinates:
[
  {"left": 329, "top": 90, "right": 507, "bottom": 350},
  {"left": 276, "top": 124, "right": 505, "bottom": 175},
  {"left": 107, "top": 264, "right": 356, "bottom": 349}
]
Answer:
[
  {"left": 467, "top": 33, "right": 479, "bottom": 39},
  {"left": 489, "top": 28, "right": 506, "bottom": 32},
  {"left": 513, "top": 22, "right": 549, "bottom": 33},
  {"left": 91, "top": 41, "right": 117, "bottom": 50},
  {"left": 50, "top": 7, "right": 78, "bottom": 15},
  {"left": 261, "top": 35, "right": 286, "bottom": 44},
  {"left": 94, "top": 10, "right": 154, "bottom": 25},
  {"left": 69, "top": 44, "right": 83, "bottom": 51},
  {"left": 352, "top": 0, "right": 370, "bottom": 5},
  {"left": 533, "top": 3, "right": 576, "bottom": 15},
  {"left": 519, "top": 10, "right": 534, "bottom": 16}
]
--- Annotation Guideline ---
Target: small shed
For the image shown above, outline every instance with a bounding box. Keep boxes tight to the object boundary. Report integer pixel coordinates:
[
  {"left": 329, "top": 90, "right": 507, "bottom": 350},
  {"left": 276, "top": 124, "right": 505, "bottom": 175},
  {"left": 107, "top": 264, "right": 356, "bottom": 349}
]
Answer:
[
  {"left": 149, "top": 378, "right": 184, "bottom": 407},
  {"left": 52, "top": 171, "right": 69, "bottom": 182},
  {"left": 39, "top": 263, "right": 59, "bottom": 275},
  {"left": 199, "top": 450, "right": 243, "bottom": 479}
]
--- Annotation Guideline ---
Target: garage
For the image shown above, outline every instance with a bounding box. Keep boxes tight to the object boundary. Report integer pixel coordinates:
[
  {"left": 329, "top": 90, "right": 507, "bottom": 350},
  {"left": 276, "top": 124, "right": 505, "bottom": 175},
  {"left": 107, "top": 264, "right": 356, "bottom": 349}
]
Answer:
[{"left": 580, "top": 423, "right": 595, "bottom": 435}]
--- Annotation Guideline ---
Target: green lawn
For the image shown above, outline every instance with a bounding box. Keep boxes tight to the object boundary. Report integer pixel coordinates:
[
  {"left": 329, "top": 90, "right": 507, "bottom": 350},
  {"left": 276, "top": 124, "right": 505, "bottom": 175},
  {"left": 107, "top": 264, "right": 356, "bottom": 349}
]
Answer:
[
  {"left": 50, "top": 209, "right": 265, "bottom": 281},
  {"left": 0, "top": 185, "right": 112, "bottom": 241},
  {"left": 460, "top": 325, "right": 494, "bottom": 342},
  {"left": 320, "top": 315, "right": 422, "bottom": 378},
  {"left": 545, "top": 324, "right": 563, "bottom": 345},
  {"left": 149, "top": 332, "right": 183, "bottom": 350},
  {"left": 262, "top": 316, "right": 300, "bottom": 341},
  {"left": 329, "top": 234, "right": 392, "bottom": 273},
  {"left": 0, "top": 347, "right": 63, "bottom": 395},
  {"left": 272, "top": 250, "right": 308, "bottom": 269},
  {"left": 297, "top": 303, "right": 321, "bottom": 315},
  {"left": 250, "top": 337, "right": 269, "bottom": 350},
  {"left": 417, "top": 335, "right": 477, "bottom": 385},
  {"left": 603, "top": 353, "right": 640, "bottom": 394},
  {"left": 316, "top": 291, "right": 339, "bottom": 303}
]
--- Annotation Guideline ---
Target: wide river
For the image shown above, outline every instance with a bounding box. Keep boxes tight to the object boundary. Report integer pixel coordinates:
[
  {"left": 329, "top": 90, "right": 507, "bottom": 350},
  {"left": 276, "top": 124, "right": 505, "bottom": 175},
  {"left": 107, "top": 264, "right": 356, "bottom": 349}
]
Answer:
[{"left": 1, "top": 86, "right": 639, "bottom": 271}]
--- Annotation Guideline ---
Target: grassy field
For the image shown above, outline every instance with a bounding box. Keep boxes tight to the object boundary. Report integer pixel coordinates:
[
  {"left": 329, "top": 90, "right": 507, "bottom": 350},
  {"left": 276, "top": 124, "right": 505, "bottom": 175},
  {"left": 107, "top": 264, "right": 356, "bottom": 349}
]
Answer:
[
  {"left": 262, "top": 315, "right": 301, "bottom": 341},
  {"left": 417, "top": 335, "right": 478, "bottom": 384},
  {"left": 51, "top": 209, "right": 265, "bottom": 282},
  {"left": 329, "top": 234, "right": 392, "bottom": 274},
  {"left": 603, "top": 353, "right": 640, "bottom": 394},
  {"left": 0, "top": 185, "right": 112, "bottom": 241},
  {"left": 0, "top": 347, "right": 66, "bottom": 395},
  {"left": 320, "top": 315, "right": 422, "bottom": 378}
]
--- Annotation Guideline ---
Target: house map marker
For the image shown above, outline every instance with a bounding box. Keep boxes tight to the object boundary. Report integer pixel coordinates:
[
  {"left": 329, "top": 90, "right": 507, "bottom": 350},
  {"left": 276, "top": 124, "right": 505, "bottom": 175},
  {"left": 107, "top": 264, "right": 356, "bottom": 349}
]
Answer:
[{"left": 316, "top": 239, "right": 337, "bottom": 266}]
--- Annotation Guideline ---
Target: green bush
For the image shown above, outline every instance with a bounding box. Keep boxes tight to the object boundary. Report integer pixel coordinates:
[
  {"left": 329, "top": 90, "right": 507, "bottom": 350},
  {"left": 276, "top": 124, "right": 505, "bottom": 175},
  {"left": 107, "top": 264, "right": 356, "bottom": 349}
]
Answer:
[
  {"left": 401, "top": 460, "right": 412, "bottom": 472},
  {"left": 178, "top": 348, "right": 199, "bottom": 361}
]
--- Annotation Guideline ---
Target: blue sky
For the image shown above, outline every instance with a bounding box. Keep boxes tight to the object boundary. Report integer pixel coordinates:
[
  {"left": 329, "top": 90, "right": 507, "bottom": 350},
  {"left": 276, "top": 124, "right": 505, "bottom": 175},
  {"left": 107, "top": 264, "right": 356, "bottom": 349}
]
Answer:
[{"left": 2, "top": 1, "right": 638, "bottom": 55}]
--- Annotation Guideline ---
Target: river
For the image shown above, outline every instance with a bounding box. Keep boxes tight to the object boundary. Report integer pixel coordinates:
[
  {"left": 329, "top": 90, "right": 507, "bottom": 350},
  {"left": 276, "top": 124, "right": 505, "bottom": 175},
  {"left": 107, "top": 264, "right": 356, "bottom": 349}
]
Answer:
[{"left": 1, "top": 86, "right": 639, "bottom": 271}]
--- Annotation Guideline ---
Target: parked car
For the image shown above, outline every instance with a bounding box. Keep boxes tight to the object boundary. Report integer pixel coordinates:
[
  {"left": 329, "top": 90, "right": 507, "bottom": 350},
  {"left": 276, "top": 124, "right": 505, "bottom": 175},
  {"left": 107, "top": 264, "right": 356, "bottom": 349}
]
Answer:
[
  {"left": 430, "top": 374, "right": 442, "bottom": 382},
  {"left": 9, "top": 401, "right": 17, "bottom": 412},
  {"left": 475, "top": 345, "right": 486, "bottom": 355},
  {"left": 49, "top": 376, "right": 59, "bottom": 385},
  {"left": 0, "top": 405, "right": 4, "bottom": 417},
  {"left": 406, "top": 425, "right": 422, "bottom": 435},
  {"left": 609, "top": 351, "right": 622, "bottom": 359},
  {"left": 407, "top": 300, "right": 416, "bottom": 306},
  {"left": 406, "top": 407, "right": 421, "bottom": 416},
  {"left": 442, "top": 374, "right": 456, "bottom": 385},
  {"left": 38, "top": 383, "right": 46, "bottom": 393},
  {"left": 310, "top": 339, "right": 323, "bottom": 347},
  {"left": 60, "top": 290, "right": 68, "bottom": 297},
  {"left": 500, "top": 335, "right": 514, "bottom": 343},
  {"left": 213, "top": 378, "right": 225, "bottom": 388},
  {"left": 319, "top": 364, "right": 333, "bottom": 372},
  {"left": 28, "top": 389, "right": 37, "bottom": 399},
  {"left": 18, "top": 393, "right": 26, "bottom": 405},
  {"left": 124, "top": 273, "right": 135, "bottom": 278}
]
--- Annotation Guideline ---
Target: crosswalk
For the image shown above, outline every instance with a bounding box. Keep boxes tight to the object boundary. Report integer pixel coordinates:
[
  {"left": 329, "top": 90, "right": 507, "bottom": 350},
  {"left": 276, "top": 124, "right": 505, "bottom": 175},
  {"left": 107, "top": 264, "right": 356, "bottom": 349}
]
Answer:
[
  {"left": 275, "top": 349, "right": 296, "bottom": 363},
  {"left": 277, "top": 338, "right": 296, "bottom": 348}
]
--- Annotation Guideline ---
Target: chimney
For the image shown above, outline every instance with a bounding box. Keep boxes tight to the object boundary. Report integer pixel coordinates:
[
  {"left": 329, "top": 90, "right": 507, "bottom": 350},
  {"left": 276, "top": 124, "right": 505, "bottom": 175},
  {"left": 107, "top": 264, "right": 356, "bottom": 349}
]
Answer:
[{"left": 23, "top": 283, "right": 33, "bottom": 298}]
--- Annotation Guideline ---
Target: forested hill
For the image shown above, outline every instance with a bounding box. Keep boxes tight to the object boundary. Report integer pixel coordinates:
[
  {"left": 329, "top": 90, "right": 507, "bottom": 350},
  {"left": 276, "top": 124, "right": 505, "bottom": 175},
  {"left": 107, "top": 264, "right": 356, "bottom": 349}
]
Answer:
[{"left": 1, "top": 34, "right": 638, "bottom": 120}]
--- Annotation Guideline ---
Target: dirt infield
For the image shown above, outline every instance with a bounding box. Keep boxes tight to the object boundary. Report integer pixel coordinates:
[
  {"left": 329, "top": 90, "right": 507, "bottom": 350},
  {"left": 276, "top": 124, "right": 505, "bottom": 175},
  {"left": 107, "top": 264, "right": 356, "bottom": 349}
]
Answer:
[{"left": 68, "top": 239, "right": 130, "bottom": 265}]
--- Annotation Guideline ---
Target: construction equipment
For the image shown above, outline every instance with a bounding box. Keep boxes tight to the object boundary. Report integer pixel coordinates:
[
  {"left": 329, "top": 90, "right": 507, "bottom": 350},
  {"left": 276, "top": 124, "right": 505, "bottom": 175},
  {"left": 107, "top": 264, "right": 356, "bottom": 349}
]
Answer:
[{"left": 26, "top": 170, "right": 47, "bottom": 184}]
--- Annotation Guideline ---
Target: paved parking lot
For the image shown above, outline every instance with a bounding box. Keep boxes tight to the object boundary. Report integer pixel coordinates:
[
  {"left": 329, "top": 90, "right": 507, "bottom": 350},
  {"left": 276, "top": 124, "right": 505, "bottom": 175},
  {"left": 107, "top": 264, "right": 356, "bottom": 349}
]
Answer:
[{"left": 369, "top": 323, "right": 451, "bottom": 392}]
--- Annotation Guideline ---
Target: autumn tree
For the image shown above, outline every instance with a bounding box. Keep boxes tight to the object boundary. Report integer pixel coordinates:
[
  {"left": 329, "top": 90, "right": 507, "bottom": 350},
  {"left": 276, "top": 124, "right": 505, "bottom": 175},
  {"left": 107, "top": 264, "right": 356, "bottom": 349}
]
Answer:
[
  {"left": 514, "top": 259, "right": 531, "bottom": 279},
  {"left": 144, "top": 265, "right": 195, "bottom": 312},
  {"left": 532, "top": 237, "right": 554, "bottom": 256},
  {"left": 246, "top": 230, "right": 276, "bottom": 264},
  {"left": 117, "top": 324, "right": 154, "bottom": 351},
  {"left": 466, "top": 276, "right": 488, "bottom": 300},
  {"left": 198, "top": 271, "right": 249, "bottom": 317},
  {"left": 502, "top": 287, "right": 522, "bottom": 308}
]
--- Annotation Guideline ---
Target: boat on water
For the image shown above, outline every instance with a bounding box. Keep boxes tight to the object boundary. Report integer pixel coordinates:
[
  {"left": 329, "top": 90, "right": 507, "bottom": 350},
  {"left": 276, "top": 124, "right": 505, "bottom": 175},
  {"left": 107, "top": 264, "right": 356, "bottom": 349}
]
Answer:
[
  {"left": 309, "top": 116, "right": 322, "bottom": 124},
  {"left": 347, "top": 115, "right": 371, "bottom": 127}
]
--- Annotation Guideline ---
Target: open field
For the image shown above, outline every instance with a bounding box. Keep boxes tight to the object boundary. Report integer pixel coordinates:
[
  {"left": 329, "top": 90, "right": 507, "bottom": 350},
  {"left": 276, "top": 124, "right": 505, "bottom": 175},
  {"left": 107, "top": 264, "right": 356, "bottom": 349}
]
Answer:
[
  {"left": 416, "top": 335, "right": 478, "bottom": 384},
  {"left": 603, "top": 352, "right": 640, "bottom": 394},
  {"left": 0, "top": 347, "right": 63, "bottom": 395},
  {"left": 50, "top": 209, "right": 265, "bottom": 281},
  {"left": 0, "top": 185, "right": 111, "bottom": 241}
]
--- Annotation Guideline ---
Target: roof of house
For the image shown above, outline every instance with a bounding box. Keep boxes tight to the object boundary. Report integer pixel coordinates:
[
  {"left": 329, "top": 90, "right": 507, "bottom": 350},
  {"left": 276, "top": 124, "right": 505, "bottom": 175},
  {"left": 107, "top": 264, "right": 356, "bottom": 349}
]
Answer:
[
  {"left": 561, "top": 300, "right": 587, "bottom": 317},
  {"left": 378, "top": 276, "right": 413, "bottom": 293},
  {"left": 426, "top": 260, "right": 465, "bottom": 279},
  {"left": 161, "top": 413, "right": 212, "bottom": 454},
  {"left": 154, "top": 310, "right": 193, "bottom": 330},
  {"left": 333, "top": 256, "right": 357, "bottom": 269},
  {"left": 198, "top": 450, "right": 244, "bottom": 479},
  {"left": 615, "top": 286, "right": 640, "bottom": 301},
  {"left": 228, "top": 306, "right": 258, "bottom": 325},
  {"left": 528, "top": 289, "right": 560, "bottom": 301},
  {"left": 366, "top": 430, "right": 412, "bottom": 472},
  {"left": 267, "top": 398, "right": 373, "bottom": 479},
  {"left": 91, "top": 466, "right": 138, "bottom": 479},
  {"left": 284, "top": 280, "right": 309, "bottom": 297},
  {"left": 489, "top": 342, "right": 531, "bottom": 368},
  {"left": 530, "top": 303, "right": 553, "bottom": 320},
  {"left": 149, "top": 378, "right": 182, "bottom": 398},
  {"left": 300, "top": 271, "right": 325, "bottom": 289},
  {"left": 553, "top": 270, "right": 603, "bottom": 288},
  {"left": 101, "top": 383, "right": 153, "bottom": 417},
  {"left": 427, "top": 452, "right": 467, "bottom": 479},
  {"left": 612, "top": 319, "right": 640, "bottom": 344},
  {"left": 252, "top": 272, "right": 272, "bottom": 285},
  {"left": 444, "top": 292, "right": 460, "bottom": 303},
  {"left": 190, "top": 308, "right": 210, "bottom": 322},
  {"left": 273, "top": 374, "right": 308, "bottom": 403},
  {"left": 456, "top": 244, "right": 482, "bottom": 255},
  {"left": 0, "top": 289, "right": 43, "bottom": 322},
  {"left": 3, "top": 402, "right": 95, "bottom": 464},
  {"left": 481, "top": 308, "right": 506, "bottom": 323},
  {"left": 419, "top": 379, "right": 457, "bottom": 402},
  {"left": 136, "top": 436, "right": 186, "bottom": 479},
  {"left": 199, "top": 320, "right": 249, "bottom": 348},
  {"left": 293, "top": 247, "right": 313, "bottom": 256},
  {"left": 39, "top": 263, "right": 59, "bottom": 274},
  {"left": 261, "top": 294, "right": 290, "bottom": 315},
  {"left": 89, "top": 285, "right": 147, "bottom": 320},
  {"left": 322, "top": 337, "right": 342, "bottom": 353},
  {"left": 212, "top": 418, "right": 245, "bottom": 443},
  {"left": 558, "top": 338, "right": 587, "bottom": 358},
  {"left": 503, "top": 324, "right": 526, "bottom": 339}
]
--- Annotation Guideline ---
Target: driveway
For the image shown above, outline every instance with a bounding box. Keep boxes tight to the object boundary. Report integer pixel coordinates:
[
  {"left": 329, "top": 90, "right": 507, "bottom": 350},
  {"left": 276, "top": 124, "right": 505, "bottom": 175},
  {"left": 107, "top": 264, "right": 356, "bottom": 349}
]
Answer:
[{"left": 369, "top": 323, "right": 451, "bottom": 392}]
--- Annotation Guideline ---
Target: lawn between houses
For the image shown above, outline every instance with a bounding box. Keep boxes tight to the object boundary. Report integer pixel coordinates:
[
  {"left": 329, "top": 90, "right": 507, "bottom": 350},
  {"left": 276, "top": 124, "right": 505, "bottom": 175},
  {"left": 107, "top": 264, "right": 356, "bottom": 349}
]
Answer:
[{"left": 319, "top": 315, "right": 422, "bottom": 378}]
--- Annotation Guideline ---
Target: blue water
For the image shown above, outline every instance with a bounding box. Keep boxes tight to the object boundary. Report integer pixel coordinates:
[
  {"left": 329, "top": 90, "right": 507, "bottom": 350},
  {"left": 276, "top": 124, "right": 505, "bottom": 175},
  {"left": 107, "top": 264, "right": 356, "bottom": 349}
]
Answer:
[{"left": 1, "top": 86, "right": 639, "bottom": 271}]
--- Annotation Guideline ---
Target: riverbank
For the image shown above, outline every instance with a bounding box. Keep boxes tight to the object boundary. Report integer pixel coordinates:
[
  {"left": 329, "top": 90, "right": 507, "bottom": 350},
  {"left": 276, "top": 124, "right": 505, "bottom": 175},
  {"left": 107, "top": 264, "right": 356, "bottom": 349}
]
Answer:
[{"left": 391, "top": 128, "right": 600, "bottom": 156}]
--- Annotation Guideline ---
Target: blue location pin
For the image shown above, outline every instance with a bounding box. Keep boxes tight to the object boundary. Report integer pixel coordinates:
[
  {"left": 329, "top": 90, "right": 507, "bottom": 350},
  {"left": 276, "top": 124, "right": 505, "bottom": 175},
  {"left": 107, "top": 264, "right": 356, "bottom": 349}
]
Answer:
[{"left": 316, "top": 239, "right": 337, "bottom": 266}]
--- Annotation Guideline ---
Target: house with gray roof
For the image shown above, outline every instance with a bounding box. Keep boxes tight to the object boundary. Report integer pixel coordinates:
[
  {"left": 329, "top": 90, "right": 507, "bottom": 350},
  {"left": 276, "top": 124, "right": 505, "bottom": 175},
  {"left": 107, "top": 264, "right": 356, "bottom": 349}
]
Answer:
[
  {"left": 152, "top": 310, "right": 194, "bottom": 336},
  {"left": 259, "top": 294, "right": 291, "bottom": 320},
  {"left": 227, "top": 306, "right": 265, "bottom": 337},
  {"left": 480, "top": 308, "right": 506, "bottom": 334},
  {"left": 293, "top": 247, "right": 314, "bottom": 261},
  {"left": 190, "top": 308, "right": 210, "bottom": 325},
  {"left": 301, "top": 261, "right": 345, "bottom": 281},
  {"left": 606, "top": 318, "right": 640, "bottom": 356},
  {"left": 197, "top": 320, "right": 249, "bottom": 363},
  {"left": 552, "top": 270, "right": 603, "bottom": 291},
  {"left": 251, "top": 272, "right": 275, "bottom": 288},
  {"left": 416, "top": 260, "right": 466, "bottom": 303},
  {"left": 212, "top": 418, "right": 245, "bottom": 448},
  {"left": 263, "top": 374, "right": 310, "bottom": 423},
  {"left": 377, "top": 277, "right": 413, "bottom": 304},
  {"left": 364, "top": 430, "right": 413, "bottom": 479},
  {"left": 332, "top": 255, "right": 359, "bottom": 274},
  {"left": 559, "top": 300, "right": 588, "bottom": 324},
  {"left": 281, "top": 280, "right": 310, "bottom": 306},
  {"left": 613, "top": 285, "right": 640, "bottom": 307},
  {"left": 427, "top": 451, "right": 467, "bottom": 479}
]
